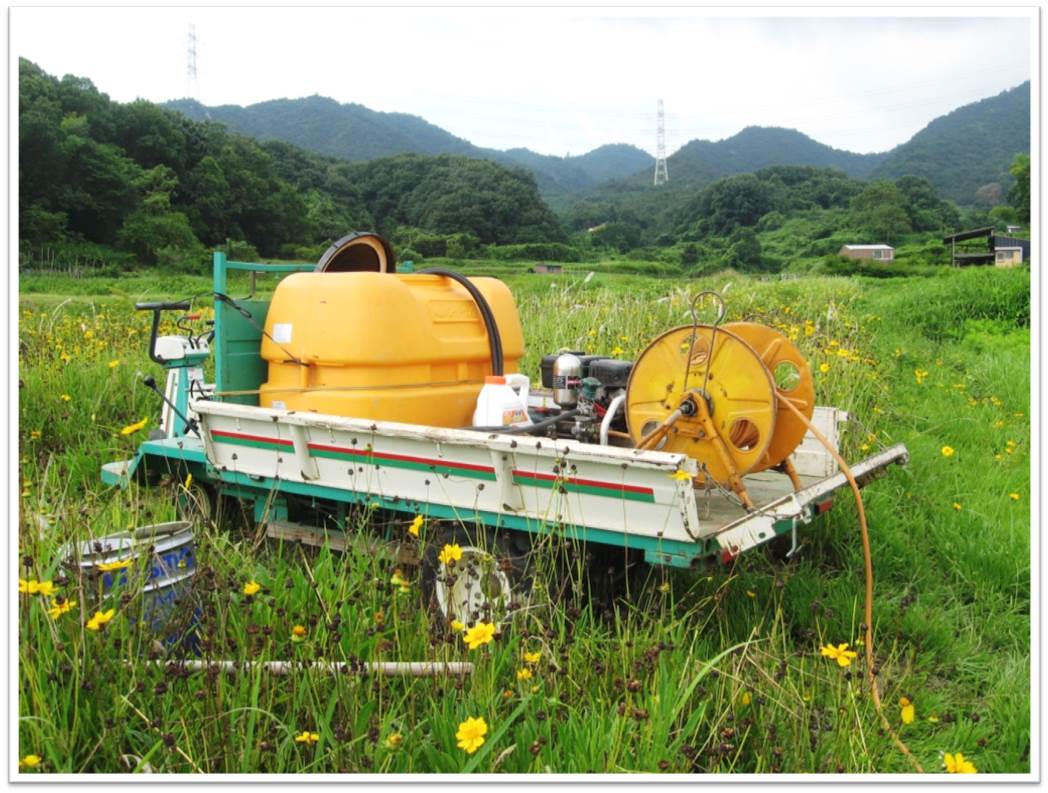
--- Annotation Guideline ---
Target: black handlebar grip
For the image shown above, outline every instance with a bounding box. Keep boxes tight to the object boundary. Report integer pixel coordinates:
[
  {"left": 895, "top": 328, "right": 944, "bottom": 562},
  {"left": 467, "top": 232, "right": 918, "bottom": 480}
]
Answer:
[{"left": 134, "top": 300, "right": 191, "bottom": 312}]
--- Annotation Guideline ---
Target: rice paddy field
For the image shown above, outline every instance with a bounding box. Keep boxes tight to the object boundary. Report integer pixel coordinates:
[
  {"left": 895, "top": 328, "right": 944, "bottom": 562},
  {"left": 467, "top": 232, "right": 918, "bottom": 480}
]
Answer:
[{"left": 16, "top": 263, "right": 1031, "bottom": 775}]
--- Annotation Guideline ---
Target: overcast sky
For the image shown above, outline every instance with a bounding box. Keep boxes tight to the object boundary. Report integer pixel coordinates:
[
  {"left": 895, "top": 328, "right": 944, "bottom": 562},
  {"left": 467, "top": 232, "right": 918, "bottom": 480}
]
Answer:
[{"left": 12, "top": 8, "right": 1033, "bottom": 157}]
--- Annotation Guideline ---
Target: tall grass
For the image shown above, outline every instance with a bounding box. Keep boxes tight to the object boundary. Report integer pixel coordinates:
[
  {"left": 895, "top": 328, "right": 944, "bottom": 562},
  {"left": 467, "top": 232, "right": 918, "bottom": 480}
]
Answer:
[{"left": 17, "top": 266, "right": 1030, "bottom": 773}]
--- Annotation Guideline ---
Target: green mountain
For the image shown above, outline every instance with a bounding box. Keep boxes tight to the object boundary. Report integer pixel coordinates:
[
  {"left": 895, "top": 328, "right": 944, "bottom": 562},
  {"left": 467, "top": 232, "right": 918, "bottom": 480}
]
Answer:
[
  {"left": 168, "top": 81, "right": 1029, "bottom": 213},
  {"left": 665, "top": 126, "right": 886, "bottom": 184},
  {"left": 165, "top": 96, "right": 480, "bottom": 160},
  {"left": 165, "top": 97, "right": 654, "bottom": 203},
  {"left": 871, "top": 81, "right": 1030, "bottom": 205}
]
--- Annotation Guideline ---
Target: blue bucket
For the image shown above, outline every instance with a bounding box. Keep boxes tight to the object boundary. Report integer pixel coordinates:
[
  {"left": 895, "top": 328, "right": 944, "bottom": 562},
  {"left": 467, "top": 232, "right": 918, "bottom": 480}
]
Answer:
[{"left": 61, "top": 521, "right": 200, "bottom": 651}]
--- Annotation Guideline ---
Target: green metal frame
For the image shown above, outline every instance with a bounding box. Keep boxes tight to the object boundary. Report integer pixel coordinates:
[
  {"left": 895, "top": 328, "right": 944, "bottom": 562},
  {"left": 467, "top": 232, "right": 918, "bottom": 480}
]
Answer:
[{"left": 212, "top": 252, "right": 314, "bottom": 406}]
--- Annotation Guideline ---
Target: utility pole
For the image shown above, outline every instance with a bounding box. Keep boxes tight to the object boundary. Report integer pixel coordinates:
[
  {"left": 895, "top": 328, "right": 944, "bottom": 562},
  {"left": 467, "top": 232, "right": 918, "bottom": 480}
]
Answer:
[{"left": 653, "top": 98, "right": 669, "bottom": 186}]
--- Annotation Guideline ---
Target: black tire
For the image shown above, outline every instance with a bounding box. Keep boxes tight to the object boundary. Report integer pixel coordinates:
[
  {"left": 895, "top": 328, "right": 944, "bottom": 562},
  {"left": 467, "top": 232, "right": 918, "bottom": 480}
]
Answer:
[
  {"left": 174, "top": 480, "right": 216, "bottom": 526},
  {"left": 420, "top": 521, "right": 534, "bottom": 627},
  {"left": 582, "top": 544, "right": 648, "bottom": 611},
  {"left": 172, "top": 475, "right": 260, "bottom": 537}
]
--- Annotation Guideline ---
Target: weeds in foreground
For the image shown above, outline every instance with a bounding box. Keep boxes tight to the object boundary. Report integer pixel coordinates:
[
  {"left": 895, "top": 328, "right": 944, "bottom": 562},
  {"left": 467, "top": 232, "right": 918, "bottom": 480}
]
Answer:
[{"left": 17, "top": 266, "right": 1030, "bottom": 772}]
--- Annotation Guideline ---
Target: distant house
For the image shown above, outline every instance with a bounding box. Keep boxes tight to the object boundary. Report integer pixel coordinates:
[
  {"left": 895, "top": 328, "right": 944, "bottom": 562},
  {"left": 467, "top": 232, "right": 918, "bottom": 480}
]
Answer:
[
  {"left": 532, "top": 263, "right": 562, "bottom": 274},
  {"left": 942, "top": 227, "right": 1029, "bottom": 266},
  {"left": 838, "top": 244, "right": 894, "bottom": 262}
]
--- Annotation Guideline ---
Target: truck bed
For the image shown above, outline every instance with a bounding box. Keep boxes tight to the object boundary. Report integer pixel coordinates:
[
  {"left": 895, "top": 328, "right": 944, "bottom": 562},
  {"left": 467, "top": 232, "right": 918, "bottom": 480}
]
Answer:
[{"left": 181, "top": 400, "right": 906, "bottom": 567}]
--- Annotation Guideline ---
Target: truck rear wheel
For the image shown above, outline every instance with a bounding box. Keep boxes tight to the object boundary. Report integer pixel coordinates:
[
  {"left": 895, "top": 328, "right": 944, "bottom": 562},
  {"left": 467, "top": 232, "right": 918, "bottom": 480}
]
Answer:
[{"left": 421, "top": 523, "right": 533, "bottom": 627}]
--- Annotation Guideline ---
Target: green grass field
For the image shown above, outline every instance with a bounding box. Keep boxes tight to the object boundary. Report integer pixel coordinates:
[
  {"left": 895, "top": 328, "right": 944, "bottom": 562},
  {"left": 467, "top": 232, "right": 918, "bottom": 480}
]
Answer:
[{"left": 17, "top": 264, "right": 1030, "bottom": 774}]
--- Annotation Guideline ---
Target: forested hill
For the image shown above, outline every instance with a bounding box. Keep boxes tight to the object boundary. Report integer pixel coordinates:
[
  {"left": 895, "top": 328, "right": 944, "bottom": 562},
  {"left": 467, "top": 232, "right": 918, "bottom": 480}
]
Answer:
[
  {"left": 166, "top": 96, "right": 481, "bottom": 160},
  {"left": 19, "top": 59, "right": 565, "bottom": 265},
  {"left": 167, "top": 97, "right": 654, "bottom": 204},
  {"left": 664, "top": 126, "right": 886, "bottom": 184},
  {"left": 871, "top": 81, "right": 1031, "bottom": 205},
  {"left": 168, "top": 82, "right": 1029, "bottom": 210}
]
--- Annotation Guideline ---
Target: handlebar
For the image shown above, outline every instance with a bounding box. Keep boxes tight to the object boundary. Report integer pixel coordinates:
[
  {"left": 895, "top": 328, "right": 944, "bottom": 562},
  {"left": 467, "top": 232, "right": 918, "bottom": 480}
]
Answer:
[
  {"left": 136, "top": 301, "right": 193, "bottom": 364},
  {"left": 135, "top": 301, "right": 191, "bottom": 312}
]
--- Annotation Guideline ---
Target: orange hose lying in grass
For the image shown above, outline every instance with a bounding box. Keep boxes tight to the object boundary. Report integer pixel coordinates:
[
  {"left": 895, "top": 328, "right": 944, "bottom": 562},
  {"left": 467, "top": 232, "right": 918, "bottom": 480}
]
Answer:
[{"left": 778, "top": 396, "right": 924, "bottom": 773}]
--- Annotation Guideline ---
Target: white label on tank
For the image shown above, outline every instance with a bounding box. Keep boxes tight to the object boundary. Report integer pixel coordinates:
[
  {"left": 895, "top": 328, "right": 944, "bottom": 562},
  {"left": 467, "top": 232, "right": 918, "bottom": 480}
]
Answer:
[
  {"left": 271, "top": 400, "right": 287, "bottom": 410},
  {"left": 272, "top": 323, "right": 293, "bottom": 343}
]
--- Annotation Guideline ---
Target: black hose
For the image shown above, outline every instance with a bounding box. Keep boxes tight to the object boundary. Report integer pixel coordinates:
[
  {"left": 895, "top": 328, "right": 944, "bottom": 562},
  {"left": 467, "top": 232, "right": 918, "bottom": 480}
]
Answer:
[
  {"left": 465, "top": 409, "right": 579, "bottom": 436},
  {"left": 420, "top": 268, "right": 503, "bottom": 376}
]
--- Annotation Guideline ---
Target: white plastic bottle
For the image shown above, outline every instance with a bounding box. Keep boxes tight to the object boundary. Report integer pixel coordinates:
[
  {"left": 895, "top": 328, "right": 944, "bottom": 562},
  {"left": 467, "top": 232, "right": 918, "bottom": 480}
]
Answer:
[{"left": 472, "top": 374, "right": 531, "bottom": 428}]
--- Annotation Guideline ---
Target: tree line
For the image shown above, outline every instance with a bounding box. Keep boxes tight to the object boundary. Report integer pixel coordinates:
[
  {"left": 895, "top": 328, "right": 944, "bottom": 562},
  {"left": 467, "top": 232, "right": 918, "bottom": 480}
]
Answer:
[{"left": 18, "top": 59, "right": 563, "bottom": 269}]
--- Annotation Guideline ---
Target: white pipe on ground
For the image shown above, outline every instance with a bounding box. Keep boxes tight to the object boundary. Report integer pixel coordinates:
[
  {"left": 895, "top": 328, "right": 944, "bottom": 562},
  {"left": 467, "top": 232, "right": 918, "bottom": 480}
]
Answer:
[{"left": 138, "top": 660, "right": 473, "bottom": 677}]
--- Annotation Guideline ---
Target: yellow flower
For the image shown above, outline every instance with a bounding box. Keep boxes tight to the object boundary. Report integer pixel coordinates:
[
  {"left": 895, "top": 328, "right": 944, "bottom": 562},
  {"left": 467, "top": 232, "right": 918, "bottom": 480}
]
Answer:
[
  {"left": 384, "top": 733, "right": 403, "bottom": 750},
  {"left": 952, "top": 503, "right": 962, "bottom": 511},
  {"left": 819, "top": 643, "right": 858, "bottom": 667},
  {"left": 47, "top": 599, "right": 76, "bottom": 619},
  {"left": 294, "top": 731, "right": 320, "bottom": 745},
  {"left": 927, "top": 715, "right": 939, "bottom": 723},
  {"left": 941, "top": 446, "right": 955, "bottom": 458},
  {"left": 184, "top": 473, "right": 193, "bottom": 490},
  {"left": 119, "top": 417, "right": 149, "bottom": 436},
  {"left": 438, "top": 544, "right": 463, "bottom": 566},
  {"left": 408, "top": 514, "right": 424, "bottom": 537},
  {"left": 60, "top": 394, "right": 72, "bottom": 402},
  {"left": 740, "top": 691, "right": 752, "bottom": 706},
  {"left": 523, "top": 650, "right": 541, "bottom": 665},
  {"left": 669, "top": 469, "right": 692, "bottom": 481},
  {"left": 450, "top": 619, "right": 465, "bottom": 632},
  {"left": 819, "top": 363, "right": 830, "bottom": 374},
  {"left": 291, "top": 624, "right": 308, "bottom": 642},
  {"left": 463, "top": 622, "right": 496, "bottom": 650},
  {"left": 994, "top": 419, "right": 1005, "bottom": 429},
  {"left": 243, "top": 580, "right": 261, "bottom": 597},
  {"left": 19, "top": 579, "right": 57, "bottom": 597},
  {"left": 96, "top": 559, "right": 132, "bottom": 572},
  {"left": 18, "top": 754, "right": 41, "bottom": 769},
  {"left": 943, "top": 752, "right": 977, "bottom": 773},
  {"left": 390, "top": 569, "right": 411, "bottom": 593},
  {"left": 611, "top": 346, "right": 624, "bottom": 356},
  {"left": 745, "top": 590, "right": 756, "bottom": 599},
  {"left": 657, "top": 581, "right": 670, "bottom": 593},
  {"left": 456, "top": 716, "right": 488, "bottom": 754},
  {"left": 516, "top": 667, "right": 532, "bottom": 681},
  {"left": 86, "top": 609, "right": 116, "bottom": 631},
  {"left": 29, "top": 430, "right": 41, "bottom": 439},
  {"left": 108, "top": 359, "right": 120, "bottom": 369},
  {"left": 900, "top": 696, "right": 915, "bottom": 725},
  {"left": 1010, "top": 493, "right": 1021, "bottom": 501}
]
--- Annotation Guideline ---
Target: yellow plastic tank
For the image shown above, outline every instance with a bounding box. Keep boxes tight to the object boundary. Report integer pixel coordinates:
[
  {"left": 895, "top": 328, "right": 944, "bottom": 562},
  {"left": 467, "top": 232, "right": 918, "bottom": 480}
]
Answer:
[{"left": 258, "top": 272, "right": 524, "bottom": 428}]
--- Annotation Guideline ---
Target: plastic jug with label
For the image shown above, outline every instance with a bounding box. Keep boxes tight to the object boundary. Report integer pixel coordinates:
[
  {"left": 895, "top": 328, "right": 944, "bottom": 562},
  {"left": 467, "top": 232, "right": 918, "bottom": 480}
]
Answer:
[{"left": 471, "top": 374, "right": 531, "bottom": 428}]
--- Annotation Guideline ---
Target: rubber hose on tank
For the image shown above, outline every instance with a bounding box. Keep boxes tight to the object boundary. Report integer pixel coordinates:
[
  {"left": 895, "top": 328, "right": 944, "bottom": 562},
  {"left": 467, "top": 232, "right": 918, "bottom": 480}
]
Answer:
[{"left": 419, "top": 268, "right": 504, "bottom": 376}]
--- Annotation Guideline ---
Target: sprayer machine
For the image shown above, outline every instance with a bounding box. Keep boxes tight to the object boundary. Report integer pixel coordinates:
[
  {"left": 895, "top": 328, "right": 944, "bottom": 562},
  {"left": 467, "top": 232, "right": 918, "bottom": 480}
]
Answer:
[{"left": 103, "top": 232, "right": 908, "bottom": 625}]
